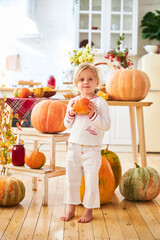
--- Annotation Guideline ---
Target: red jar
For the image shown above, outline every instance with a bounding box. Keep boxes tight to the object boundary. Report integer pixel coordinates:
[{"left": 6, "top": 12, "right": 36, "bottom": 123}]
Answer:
[
  {"left": 12, "top": 144, "right": 25, "bottom": 166},
  {"left": 47, "top": 75, "right": 56, "bottom": 89}
]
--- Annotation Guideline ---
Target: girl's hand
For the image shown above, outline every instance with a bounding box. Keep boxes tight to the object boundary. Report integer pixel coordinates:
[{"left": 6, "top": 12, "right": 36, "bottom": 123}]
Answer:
[
  {"left": 69, "top": 100, "right": 76, "bottom": 116},
  {"left": 88, "top": 101, "right": 95, "bottom": 118}
]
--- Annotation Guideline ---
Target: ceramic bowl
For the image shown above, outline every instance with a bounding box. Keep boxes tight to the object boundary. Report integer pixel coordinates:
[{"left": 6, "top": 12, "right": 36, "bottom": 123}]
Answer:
[{"left": 144, "top": 45, "right": 158, "bottom": 54}]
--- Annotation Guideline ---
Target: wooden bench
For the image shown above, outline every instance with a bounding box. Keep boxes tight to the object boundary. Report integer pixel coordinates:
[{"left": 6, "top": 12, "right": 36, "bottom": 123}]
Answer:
[{"left": 4, "top": 129, "right": 70, "bottom": 206}]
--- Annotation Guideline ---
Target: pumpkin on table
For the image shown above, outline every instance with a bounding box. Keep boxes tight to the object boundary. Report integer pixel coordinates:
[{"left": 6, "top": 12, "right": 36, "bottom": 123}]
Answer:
[
  {"left": 80, "top": 156, "right": 115, "bottom": 205},
  {"left": 101, "top": 145, "right": 122, "bottom": 189},
  {"left": 18, "top": 87, "right": 30, "bottom": 98},
  {"left": 31, "top": 100, "right": 67, "bottom": 133},
  {"left": 106, "top": 69, "right": 151, "bottom": 101},
  {"left": 94, "top": 62, "right": 151, "bottom": 101},
  {"left": 119, "top": 164, "right": 160, "bottom": 201},
  {"left": 25, "top": 144, "right": 46, "bottom": 169},
  {"left": 0, "top": 176, "right": 25, "bottom": 206}
]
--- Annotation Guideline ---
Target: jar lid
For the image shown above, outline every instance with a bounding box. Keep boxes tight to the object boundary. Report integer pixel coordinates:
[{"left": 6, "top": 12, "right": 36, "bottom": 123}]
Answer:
[{"left": 13, "top": 144, "right": 24, "bottom": 147}]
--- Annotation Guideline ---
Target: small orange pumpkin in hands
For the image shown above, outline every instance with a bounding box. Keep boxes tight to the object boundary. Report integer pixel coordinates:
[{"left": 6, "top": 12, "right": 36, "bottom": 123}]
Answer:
[
  {"left": 18, "top": 87, "right": 30, "bottom": 98},
  {"left": 25, "top": 144, "right": 46, "bottom": 169},
  {"left": 73, "top": 98, "right": 90, "bottom": 114}
]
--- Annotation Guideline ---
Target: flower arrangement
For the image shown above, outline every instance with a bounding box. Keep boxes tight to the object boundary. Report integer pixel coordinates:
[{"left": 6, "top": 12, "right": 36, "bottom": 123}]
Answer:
[
  {"left": 104, "top": 34, "right": 133, "bottom": 69},
  {"left": 0, "top": 97, "right": 25, "bottom": 174},
  {"left": 69, "top": 44, "right": 95, "bottom": 66},
  {"left": 0, "top": 97, "right": 17, "bottom": 174}
]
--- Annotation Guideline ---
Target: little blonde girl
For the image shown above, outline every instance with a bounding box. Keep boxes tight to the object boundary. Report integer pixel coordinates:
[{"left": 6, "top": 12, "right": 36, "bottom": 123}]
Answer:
[{"left": 61, "top": 63, "right": 111, "bottom": 223}]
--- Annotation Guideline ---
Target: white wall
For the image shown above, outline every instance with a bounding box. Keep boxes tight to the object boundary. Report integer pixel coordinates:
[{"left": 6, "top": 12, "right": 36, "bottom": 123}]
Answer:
[{"left": 0, "top": 0, "right": 160, "bottom": 88}]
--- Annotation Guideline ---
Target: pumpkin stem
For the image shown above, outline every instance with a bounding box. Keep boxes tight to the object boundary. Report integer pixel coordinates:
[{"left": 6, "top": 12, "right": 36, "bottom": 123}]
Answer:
[
  {"left": 105, "top": 144, "right": 109, "bottom": 152},
  {"left": 94, "top": 62, "right": 117, "bottom": 70},
  {"left": 135, "top": 162, "right": 140, "bottom": 168},
  {"left": 37, "top": 143, "right": 43, "bottom": 152}
]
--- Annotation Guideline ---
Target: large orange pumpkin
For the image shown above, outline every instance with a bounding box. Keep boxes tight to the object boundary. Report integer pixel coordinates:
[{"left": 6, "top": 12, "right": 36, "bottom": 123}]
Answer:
[
  {"left": 101, "top": 145, "right": 122, "bottom": 189},
  {"left": 73, "top": 98, "right": 90, "bottom": 114},
  {"left": 0, "top": 176, "right": 25, "bottom": 206},
  {"left": 31, "top": 100, "right": 67, "bottom": 133},
  {"left": 106, "top": 69, "right": 151, "bottom": 101},
  {"left": 18, "top": 87, "right": 30, "bottom": 98},
  {"left": 80, "top": 156, "right": 115, "bottom": 205}
]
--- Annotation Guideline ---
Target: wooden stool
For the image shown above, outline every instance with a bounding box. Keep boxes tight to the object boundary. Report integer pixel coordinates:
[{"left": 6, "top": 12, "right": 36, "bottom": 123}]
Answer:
[{"left": 4, "top": 129, "right": 70, "bottom": 206}]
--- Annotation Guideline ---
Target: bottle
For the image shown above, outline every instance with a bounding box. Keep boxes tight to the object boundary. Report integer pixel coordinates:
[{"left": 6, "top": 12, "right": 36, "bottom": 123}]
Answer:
[
  {"left": 47, "top": 75, "right": 56, "bottom": 89},
  {"left": 12, "top": 144, "right": 25, "bottom": 166}
]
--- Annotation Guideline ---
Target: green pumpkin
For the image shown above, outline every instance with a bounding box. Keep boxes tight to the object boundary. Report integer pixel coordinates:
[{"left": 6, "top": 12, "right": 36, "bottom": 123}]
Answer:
[
  {"left": 101, "top": 145, "right": 122, "bottom": 189},
  {"left": 0, "top": 176, "right": 25, "bottom": 206},
  {"left": 119, "top": 164, "right": 160, "bottom": 201}
]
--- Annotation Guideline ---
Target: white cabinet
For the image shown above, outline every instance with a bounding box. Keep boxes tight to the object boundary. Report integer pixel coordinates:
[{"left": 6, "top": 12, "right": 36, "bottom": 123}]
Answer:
[
  {"left": 102, "top": 106, "right": 134, "bottom": 146},
  {"left": 75, "top": 0, "right": 138, "bottom": 54}
]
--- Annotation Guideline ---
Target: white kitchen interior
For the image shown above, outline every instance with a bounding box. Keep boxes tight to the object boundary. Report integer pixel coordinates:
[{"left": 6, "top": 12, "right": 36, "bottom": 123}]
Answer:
[{"left": 0, "top": 0, "right": 160, "bottom": 152}]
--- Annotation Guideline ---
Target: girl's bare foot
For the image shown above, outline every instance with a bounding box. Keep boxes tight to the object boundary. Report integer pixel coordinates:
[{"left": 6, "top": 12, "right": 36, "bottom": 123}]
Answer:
[
  {"left": 78, "top": 208, "right": 93, "bottom": 223},
  {"left": 61, "top": 204, "right": 75, "bottom": 221}
]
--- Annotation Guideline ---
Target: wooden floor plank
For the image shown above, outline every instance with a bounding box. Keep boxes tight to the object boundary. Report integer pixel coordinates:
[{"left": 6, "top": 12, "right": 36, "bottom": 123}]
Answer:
[
  {"left": 102, "top": 202, "right": 125, "bottom": 240},
  {"left": 17, "top": 182, "right": 43, "bottom": 240},
  {"left": 146, "top": 200, "right": 160, "bottom": 223},
  {"left": 124, "top": 200, "right": 155, "bottom": 240},
  {"left": 32, "top": 178, "right": 58, "bottom": 240},
  {"left": 135, "top": 201, "right": 160, "bottom": 239},
  {"left": 112, "top": 191, "right": 139, "bottom": 240},
  {"left": 48, "top": 176, "right": 66, "bottom": 240},
  {"left": 48, "top": 153, "right": 66, "bottom": 240},
  {"left": 92, "top": 208, "right": 109, "bottom": 239},
  {"left": 0, "top": 205, "right": 18, "bottom": 238},
  {"left": 155, "top": 194, "right": 160, "bottom": 207}
]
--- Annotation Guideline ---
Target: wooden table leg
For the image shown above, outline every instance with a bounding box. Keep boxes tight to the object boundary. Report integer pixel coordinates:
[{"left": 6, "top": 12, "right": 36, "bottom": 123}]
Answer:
[
  {"left": 32, "top": 177, "right": 37, "bottom": 191},
  {"left": 42, "top": 177, "right": 48, "bottom": 206},
  {"left": 51, "top": 138, "right": 56, "bottom": 171},
  {"left": 136, "top": 106, "right": 147, "bottom": 167},
  {"left": 32, "top": 140, "right": 38, "bottom": 190},
  {"left": 129, "top": 106, "right": 137, "bottom": 166}
]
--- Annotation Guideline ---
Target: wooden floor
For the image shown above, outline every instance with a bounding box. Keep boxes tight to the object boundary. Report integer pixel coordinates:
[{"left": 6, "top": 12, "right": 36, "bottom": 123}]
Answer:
[{"left": 0, "top": 150, "right": 160, "bottom": 240}]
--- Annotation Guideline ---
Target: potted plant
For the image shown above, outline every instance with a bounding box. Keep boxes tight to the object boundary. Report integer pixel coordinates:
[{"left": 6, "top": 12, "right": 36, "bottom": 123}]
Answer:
[{"left": 140, "top": 10, "right": 160, "bottom": 53}]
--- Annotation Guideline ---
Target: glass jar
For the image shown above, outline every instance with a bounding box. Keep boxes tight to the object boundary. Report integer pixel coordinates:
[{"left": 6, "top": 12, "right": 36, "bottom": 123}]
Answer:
[
  {"left": 47, "top": 75, "right": 56, "bottom": 89},
  {"left": 12, "top": 144, "right": 25, "bottom": 166}
]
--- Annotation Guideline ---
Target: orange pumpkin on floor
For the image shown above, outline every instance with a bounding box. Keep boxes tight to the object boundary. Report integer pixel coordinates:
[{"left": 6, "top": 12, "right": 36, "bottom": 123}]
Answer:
[
  {"left": 25, "top": 145, "right": 46, "bottom": 169},
  {"left": 106, "top": 69, "right": 151, "bottom": 101},
  {"left": 0, "top": 176, "right": 25, "bottom": 206},
  {"left": 73, "top": 98, "right": 90, "bottom": 114},
  {"left": 18, "top": 87, "right": 30, "bottom": 98},
  {"left": 80, "top": 156, "right": 115, "bottom": 205},
  {"left": 31, "top": 100, "right": 67, "bottom": 133}
]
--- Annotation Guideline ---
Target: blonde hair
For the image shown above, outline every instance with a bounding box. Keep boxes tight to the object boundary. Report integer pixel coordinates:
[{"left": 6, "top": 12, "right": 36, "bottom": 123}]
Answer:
[{"left": 73, "top": 63, "right": 100, "bottom": 86}]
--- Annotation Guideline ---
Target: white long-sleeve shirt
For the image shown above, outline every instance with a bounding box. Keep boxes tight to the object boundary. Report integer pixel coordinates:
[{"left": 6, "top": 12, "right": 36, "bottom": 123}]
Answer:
[{"left": 64, "top": 96, "right": 111, "bottom": 146}]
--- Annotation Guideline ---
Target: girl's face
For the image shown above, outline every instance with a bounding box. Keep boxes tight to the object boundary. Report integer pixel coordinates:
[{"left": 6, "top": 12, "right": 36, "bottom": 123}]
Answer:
[{"left": 76, "top": 68, "right": 97, "bottom": 98}]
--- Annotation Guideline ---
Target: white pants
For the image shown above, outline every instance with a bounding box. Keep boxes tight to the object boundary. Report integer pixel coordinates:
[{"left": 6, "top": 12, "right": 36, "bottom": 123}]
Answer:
[{"left": 63, "top": 143, "right": 101, "bottom": 209}]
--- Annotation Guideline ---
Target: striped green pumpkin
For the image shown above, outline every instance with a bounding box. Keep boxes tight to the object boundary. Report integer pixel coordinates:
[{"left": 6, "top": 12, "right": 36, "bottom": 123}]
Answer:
[
  {"left": 0, "top": 176, "right": 25, "bottom": 206},
  {"left": 101, "top": 145, "right": 122, "bottom": 189},
  {"left": 119, "top": 164, "right": 160, "bottom": 201}
]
